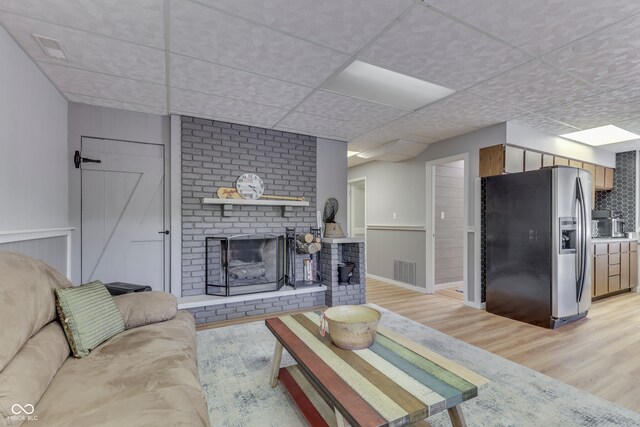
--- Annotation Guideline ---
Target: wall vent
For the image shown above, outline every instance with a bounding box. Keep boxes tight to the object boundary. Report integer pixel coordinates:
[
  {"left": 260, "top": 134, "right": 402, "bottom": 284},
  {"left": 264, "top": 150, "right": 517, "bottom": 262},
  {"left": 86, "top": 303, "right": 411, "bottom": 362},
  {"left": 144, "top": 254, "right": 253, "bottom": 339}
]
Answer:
[{"left": 393, "top": 260, "right": 416, "bottom": 285}]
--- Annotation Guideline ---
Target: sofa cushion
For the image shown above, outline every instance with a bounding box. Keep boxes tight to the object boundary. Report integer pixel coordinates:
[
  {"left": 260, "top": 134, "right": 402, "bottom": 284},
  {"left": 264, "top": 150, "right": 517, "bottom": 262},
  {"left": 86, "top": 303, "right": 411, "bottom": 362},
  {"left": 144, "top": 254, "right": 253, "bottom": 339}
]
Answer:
[
  {"left": 0, "top": 322, "right": 69, "bottom": 427},
  {"left": 55, "top": 281, "right": 125, "bottom": 358},
  {"left": 113, "top": 291, "right": 177, "bottom": 330},
  {"left": 34, "top": 311, "right": 210, "bottom": 427},
  {"left": 0, "top": 252, "right": 72, "bottom": 372}
]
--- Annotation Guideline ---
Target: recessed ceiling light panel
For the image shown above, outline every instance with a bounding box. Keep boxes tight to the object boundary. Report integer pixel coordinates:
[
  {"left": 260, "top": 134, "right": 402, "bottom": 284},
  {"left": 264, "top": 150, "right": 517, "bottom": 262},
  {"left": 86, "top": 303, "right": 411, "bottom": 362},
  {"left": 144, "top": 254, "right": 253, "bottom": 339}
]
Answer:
[
  {"left": 560, "top": 125, "right": 640, "bottom": 146},
  {"left": 32, "top": 34, "right": 68, "bottom": 60},
  {"left": 347, "top": 151, "right": 359, "bottom": 157},
  {"left": 324, "top": 60, "right": 455, "bottom": 111}
]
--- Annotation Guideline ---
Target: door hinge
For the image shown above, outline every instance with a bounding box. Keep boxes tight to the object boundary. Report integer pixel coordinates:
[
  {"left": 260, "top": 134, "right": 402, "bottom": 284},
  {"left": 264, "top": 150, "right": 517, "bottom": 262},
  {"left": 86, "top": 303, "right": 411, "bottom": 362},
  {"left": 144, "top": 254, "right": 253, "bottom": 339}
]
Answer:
[{"left": 74, "top": 150, "right": 102, "bottom": 169}]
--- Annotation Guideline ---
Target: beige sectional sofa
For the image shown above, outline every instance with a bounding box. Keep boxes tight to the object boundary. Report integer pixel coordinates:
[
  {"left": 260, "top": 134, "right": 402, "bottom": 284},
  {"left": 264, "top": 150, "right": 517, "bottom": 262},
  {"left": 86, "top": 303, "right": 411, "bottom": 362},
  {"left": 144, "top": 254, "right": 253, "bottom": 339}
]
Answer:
[{"left": 0, "top": 252, "right": 210, "bottom": 427}]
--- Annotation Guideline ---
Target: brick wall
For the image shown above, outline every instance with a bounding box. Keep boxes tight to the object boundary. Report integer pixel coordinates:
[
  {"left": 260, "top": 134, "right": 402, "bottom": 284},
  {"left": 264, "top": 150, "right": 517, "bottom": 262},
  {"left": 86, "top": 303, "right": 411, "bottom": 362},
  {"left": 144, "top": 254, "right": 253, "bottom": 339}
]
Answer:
[
  {"left": 181, "top": 116, "right": 317, "bottom": 296},
  {"left": 321, "top": 241, "right": 366, "bottom": 306},
  {"left": 186, "top": 289, "right": 325, "bottom": 324}
]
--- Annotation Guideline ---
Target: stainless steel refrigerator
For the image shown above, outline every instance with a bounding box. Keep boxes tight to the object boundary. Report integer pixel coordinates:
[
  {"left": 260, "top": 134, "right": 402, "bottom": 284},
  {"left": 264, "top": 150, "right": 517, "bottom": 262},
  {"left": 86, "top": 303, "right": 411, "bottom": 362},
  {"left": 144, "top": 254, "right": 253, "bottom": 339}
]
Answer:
[{"left": 485, "top": 166, "right": 592, "bottom": 328}]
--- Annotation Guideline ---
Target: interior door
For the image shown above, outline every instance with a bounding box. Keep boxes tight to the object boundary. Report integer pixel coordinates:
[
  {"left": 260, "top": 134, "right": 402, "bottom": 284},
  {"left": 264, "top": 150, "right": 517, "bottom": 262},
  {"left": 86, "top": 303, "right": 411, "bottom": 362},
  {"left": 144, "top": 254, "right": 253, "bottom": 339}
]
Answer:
[{"left": 81, "top": 137, "right": 166, "bottom": 291}]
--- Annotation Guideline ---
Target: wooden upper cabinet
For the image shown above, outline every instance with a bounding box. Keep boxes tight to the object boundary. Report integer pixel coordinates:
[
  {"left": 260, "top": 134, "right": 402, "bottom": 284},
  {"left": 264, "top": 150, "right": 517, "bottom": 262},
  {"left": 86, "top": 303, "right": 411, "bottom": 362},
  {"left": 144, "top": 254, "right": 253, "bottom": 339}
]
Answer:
[
  {"left": 582, "top": 163, "right": 596, "bottom": 177},
  {"left": 595, "top": 165, "right": 605, "bottom": 188},
  {"left": 524, "top": 151, "right": 542, "bottom": 171},
  {"left": 504, "top": 146, "right": 524, "bottom": 174},
  {"left": 594, "top": 166, "right": 614, "bottom": 190},
  {"left": 478, "top": 145, "right": 615, "bottom": 191},
  {"left": 569, "top": 159, "right": 583, "bottom": 168},
  {"left": 479, "top": 145, "right": 505, "bottom": 178},
  {"left": 604, "top": 168, "right": 614, "bottom": 189}
]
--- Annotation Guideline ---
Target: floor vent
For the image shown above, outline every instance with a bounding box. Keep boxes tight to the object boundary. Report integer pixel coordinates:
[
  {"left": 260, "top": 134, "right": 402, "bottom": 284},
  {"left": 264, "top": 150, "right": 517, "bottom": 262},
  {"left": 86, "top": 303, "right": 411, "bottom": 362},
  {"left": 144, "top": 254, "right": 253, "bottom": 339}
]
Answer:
[{"left": 393, "top": 260, "right": 416, "bottom": 285}]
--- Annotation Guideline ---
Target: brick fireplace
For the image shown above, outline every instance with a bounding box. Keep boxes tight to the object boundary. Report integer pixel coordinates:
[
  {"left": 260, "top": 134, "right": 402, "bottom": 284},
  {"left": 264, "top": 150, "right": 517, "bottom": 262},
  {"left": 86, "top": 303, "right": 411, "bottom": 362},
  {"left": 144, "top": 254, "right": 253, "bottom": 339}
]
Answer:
[{"left": 178, "top": 115, "right": 365, "bottom": 324}]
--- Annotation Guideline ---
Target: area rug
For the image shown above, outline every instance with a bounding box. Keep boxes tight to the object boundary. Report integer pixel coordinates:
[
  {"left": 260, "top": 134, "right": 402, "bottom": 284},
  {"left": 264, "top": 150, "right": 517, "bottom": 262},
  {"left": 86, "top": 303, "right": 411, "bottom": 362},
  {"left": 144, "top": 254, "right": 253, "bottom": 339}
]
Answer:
[{"left": 196, "top": 304, "right": 640, "bottom": 426}]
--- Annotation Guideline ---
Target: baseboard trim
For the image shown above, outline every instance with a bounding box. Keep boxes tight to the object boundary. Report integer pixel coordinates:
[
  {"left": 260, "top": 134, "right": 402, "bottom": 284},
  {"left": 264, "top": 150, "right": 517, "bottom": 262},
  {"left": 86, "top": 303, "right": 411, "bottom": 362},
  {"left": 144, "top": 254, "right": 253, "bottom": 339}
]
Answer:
[{"left": 367, "top": 274, "right": 430, "bottom": 294}]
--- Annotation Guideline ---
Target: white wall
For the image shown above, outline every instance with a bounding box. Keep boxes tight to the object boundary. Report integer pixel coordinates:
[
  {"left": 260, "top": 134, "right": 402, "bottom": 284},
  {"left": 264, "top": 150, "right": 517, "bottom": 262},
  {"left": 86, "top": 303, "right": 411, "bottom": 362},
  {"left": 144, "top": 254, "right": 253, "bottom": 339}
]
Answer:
[
  {"left": 67, "top": 103, "right": 170, "bottom": 283},
  {"left": 0, "top": 26, "right": 68, "bottom": 232},
  {"left": 316, "top": 137, "right": 348, "bottom": 229}
]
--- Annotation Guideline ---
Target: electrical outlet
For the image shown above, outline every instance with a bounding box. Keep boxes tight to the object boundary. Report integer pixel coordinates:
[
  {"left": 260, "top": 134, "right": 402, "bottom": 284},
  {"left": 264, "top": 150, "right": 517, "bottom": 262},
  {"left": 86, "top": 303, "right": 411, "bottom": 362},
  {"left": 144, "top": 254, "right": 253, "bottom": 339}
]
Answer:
[
  {"left": 440, "top": 211, "right": 445, "bottom": 219},
  {"left": 393, "top": 212, "right": 397, "bottom": 220}
]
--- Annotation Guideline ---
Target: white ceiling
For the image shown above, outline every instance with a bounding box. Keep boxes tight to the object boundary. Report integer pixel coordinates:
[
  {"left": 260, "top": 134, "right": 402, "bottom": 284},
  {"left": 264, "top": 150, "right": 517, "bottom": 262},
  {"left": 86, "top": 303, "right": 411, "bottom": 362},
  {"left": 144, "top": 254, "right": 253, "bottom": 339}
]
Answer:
[{"left": 2, "top": 0, "right": 640, "bottom": 167}]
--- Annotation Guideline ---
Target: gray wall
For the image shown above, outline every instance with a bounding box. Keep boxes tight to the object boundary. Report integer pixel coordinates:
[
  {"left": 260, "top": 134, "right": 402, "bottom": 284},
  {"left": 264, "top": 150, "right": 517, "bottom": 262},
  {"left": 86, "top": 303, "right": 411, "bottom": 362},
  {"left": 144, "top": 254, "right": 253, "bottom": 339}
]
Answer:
[
  {"left": 434, "top": 160, "right": 464, "bottom": 285},
  {"left": 0, "top": 26, "right": 68, "bottom": 232},
  {"left": 317, "top": 138, "right": 348, "bottom": 229},
  {"left": 67, "top": 102, "right": 170, "bottom": 284},
  {"left": 180, "top": 116, "right": 317, "bottom": 296}
]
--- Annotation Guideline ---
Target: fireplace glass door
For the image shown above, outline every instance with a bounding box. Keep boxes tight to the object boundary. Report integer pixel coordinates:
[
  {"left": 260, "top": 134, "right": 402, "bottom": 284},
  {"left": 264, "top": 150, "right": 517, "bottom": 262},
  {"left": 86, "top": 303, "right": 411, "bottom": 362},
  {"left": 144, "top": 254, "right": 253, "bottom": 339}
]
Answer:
[{"left": 206, "top": 234, "right": 284, "bottom": 296}]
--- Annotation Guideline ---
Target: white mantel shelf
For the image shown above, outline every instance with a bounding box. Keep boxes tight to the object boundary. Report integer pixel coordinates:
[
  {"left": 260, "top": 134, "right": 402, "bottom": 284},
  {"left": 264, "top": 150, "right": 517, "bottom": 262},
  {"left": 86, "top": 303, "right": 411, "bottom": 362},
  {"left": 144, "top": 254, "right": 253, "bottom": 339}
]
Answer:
[{"left": 201, "top": 197, "right": 309, "bottom": 207}]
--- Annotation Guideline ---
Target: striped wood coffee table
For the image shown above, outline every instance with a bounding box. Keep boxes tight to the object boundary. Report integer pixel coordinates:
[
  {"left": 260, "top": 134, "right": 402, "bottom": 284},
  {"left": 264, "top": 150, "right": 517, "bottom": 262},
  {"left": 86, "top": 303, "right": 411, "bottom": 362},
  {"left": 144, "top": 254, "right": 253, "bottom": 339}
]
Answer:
[{"left": 266, "top": 311, "right": 488, "bottom": 427}]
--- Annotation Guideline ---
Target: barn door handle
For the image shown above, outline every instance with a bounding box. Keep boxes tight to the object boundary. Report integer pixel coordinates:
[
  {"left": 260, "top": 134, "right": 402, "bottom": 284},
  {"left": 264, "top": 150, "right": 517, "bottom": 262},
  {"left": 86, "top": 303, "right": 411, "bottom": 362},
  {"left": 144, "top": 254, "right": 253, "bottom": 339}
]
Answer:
[
  {"left": 158, "top": 230, "right": 170, "bottom": 235},
  {"left": 74, "top": 150, "right": 102, "bottom": 169}
]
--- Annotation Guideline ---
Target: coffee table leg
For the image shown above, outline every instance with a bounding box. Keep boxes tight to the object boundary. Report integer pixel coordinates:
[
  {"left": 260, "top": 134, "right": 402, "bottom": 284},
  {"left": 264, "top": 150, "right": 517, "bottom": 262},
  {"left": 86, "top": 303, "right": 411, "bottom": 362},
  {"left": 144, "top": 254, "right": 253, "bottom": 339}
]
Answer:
[
  {"left": 270, "top": 341, "right": 284, "bottom": 387},
  {"left": 335, "top": 408, "right": 348, "bottom": 427},
  {"left": 447, "top": 405, "right": 467, "bottom": 427}
]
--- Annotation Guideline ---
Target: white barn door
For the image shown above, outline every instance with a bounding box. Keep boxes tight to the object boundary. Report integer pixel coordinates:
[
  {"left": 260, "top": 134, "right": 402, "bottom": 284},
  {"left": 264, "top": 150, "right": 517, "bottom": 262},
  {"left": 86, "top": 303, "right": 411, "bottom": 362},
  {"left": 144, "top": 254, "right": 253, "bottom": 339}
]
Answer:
[{"left": 81, "top": 137, "right": 166, "bottom": 291}]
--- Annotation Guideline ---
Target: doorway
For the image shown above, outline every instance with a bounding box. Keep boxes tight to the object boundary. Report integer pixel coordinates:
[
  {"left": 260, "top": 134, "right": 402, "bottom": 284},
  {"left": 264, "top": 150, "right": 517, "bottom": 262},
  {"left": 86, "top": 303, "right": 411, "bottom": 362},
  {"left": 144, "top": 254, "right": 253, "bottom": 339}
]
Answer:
[
  {"left": 426, "top": 154, "right": 468, "bottom": 298},
  {"left": 348, "top": 178, "right": 366, "bottom": 238},
  {"left": 80, "top": 137, "right": 168, "bottom": 291}
]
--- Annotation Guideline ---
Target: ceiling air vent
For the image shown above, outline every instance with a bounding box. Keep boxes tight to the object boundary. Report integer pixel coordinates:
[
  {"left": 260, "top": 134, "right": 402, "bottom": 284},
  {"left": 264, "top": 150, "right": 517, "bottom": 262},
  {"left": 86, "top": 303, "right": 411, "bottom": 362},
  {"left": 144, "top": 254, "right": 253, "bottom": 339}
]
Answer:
[{"left": 32, "top": 34, "right": 68, "bottom": 60}]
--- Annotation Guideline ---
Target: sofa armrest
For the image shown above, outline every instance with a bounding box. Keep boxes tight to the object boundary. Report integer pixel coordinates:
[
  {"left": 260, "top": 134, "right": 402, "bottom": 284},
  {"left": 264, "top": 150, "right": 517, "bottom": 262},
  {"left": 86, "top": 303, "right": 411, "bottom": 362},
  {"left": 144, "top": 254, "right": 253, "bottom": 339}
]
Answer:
[{"left": 113, "top": 291, "right": 178, "bottom": 330}]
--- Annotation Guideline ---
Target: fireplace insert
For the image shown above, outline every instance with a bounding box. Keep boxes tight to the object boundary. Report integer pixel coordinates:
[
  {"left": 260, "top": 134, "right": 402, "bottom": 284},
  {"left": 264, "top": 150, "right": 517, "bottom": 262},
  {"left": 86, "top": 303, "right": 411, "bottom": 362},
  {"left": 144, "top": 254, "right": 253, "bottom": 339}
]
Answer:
[{"left": 205, "top": 234, "right": 285, "bottom": 296}]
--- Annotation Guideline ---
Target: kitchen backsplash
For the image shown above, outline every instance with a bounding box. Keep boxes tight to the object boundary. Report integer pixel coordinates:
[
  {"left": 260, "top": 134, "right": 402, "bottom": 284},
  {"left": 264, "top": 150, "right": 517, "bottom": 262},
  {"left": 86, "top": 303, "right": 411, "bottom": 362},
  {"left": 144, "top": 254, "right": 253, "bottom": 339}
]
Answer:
[{"left": 595, "top": 150, "right": 636, "bottom": 232}]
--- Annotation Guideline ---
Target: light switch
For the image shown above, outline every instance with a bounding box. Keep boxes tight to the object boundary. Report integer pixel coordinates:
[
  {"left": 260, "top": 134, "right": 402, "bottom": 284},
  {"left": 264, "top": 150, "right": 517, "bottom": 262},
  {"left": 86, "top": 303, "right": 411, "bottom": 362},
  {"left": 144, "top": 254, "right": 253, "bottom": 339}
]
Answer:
[
  {"left": 440, "top": 211, "right": 445, "bottom": 219},
  {"left": 393, "top": 212, "right": 397, "bottom": 220}
]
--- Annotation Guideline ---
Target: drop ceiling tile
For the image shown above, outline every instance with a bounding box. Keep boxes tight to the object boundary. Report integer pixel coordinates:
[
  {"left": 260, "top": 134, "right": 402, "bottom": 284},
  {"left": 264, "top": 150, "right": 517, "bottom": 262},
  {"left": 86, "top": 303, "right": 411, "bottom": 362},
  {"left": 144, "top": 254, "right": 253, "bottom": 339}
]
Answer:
[
  {"left": 359, "top": 5, "right": 531, "bottom": 90},
  {"left": 417, "top": 92, "right": 525, "bottom": 128},
  {"left": 425, "top": 0, "right": 640, "bottom": 57},
  {"left": 170, "top": 0, "right": 349, "bottom": 86},
  {"left": 170, "top": 55, "right": 312, "bottom": 109},
  {"left": 39, "top": 63, "right": 166, "bottom": 107},
  {"left": 294, "top": 90, "right": 407, "bottom": 127},
  {"left": 613, "top": 116, "right": 640, "bottom": 135},
  {"left": 170, "top": 88, "right": 288, "bottom": 128},
  {"left": 611, "top": 85, "right": 640, "bottom": 105},
  {"left": 347, "top": 155, "right": 372, "bottom": 168},
  {"left": 65, "top": 93, "right": 168, "bottom": 116},
  {"left": 196, "top": 0, "right": 413, "bottom": 54},
  {"left": 467, "top": 60, "right": 599, "bottom": 113},
  {"left": 349, "top": 123, "right": 438, "bottom": 151},
  {"left": 276, "top": 112, "right": 372, "bottom": 141},
  {"left": 540, "top": 93, "right": 640, "bottom": 130},
  {"left": 0, "top": 0, "right": 164, "bottom": 48},
  {"left": 510, "top": 115, "right": 581, "bottom": 135},
  {"left": 544, "top": 14, "right": 640, "bottom": 91},
  {"left": 0, "top": 14, "right": 165, "bottom": 84}
]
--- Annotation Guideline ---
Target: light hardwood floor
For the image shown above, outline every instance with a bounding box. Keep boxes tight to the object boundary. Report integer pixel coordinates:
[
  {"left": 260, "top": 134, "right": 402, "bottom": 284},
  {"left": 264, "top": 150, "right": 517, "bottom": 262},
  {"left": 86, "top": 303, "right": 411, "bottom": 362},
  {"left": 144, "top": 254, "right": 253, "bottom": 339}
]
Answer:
[{"left": 367, "top": 277, "right": 640, "bottom": 413}]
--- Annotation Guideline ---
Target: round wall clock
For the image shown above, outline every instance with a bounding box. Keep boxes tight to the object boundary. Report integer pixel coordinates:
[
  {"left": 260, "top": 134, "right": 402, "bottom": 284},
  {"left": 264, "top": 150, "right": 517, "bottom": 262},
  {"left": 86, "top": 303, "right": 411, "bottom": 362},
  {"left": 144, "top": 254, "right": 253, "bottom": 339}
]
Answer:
[{"left": 236, "top": 173, "right": 264, "bottom": 200}]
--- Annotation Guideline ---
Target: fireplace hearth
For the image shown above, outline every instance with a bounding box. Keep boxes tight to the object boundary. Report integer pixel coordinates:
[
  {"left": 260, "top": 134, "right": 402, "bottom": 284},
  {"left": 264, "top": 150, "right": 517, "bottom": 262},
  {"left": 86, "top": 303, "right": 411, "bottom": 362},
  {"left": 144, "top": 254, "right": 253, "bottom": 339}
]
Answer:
[{"left": 206, "top": 234, "right": 285, "bottom": 296}]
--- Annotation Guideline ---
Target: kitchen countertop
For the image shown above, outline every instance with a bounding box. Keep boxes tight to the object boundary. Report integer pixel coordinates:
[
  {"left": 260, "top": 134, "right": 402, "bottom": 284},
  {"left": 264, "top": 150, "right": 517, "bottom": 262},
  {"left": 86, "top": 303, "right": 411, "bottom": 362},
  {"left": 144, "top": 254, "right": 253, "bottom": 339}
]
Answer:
[{"left": 591, "top": 237, "right": 636, "bottom": 243}]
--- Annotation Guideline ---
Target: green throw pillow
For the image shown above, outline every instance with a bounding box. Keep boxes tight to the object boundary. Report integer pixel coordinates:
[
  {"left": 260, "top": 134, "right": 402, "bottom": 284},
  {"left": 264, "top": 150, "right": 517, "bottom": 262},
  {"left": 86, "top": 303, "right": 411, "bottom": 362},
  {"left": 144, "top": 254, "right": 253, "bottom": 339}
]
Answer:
[{"left": 55, "top": 280, "right": 125, "bottom": 358}]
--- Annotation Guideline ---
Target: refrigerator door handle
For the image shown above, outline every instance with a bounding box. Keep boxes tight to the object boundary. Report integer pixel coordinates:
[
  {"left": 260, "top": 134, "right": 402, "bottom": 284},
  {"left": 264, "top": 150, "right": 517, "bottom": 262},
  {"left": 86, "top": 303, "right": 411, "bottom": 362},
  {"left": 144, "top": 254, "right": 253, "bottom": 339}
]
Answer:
[{"left": 576, "top": 177, "right": 588, "bottom": 303}]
